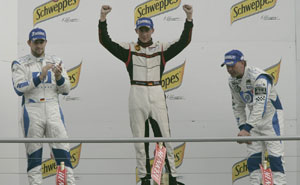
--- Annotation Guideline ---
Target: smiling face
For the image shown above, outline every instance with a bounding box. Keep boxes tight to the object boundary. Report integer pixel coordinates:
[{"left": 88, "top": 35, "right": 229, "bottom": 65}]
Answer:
[
  {"left": 27, "top": 39, "right": 47, "bottom": 57},
  {"left": 135, "top": 26, "right": 154, "bottom": 43},
  {"left": 226, "top": 61, "right": 246, "bottom": 78}
]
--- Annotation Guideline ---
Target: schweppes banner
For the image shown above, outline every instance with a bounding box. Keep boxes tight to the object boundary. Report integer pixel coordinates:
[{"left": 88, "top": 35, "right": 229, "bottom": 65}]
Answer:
[
  {"left": 232, "top": 158, "right": 248, "bottom": 183},
  {"left": 162, "top": 61, "right": 185, "bottom": 92},
  {"left": 232, "top": 151, "right": 270, "bottom": 183},
  {"left": 230, "top": 0, "right": 277, "bottom": 24},
  {"left": 33, "top": 0, "right": 80, "bottom": 25},
  {"left": 67, "top": 62, "right": 82, "bottom": 90},
  {"left": 136, "top": 142, "right": 186, "bottom": 183},
  {"left": 264, "top": 59, "right": 281, "bottom": 86},
  {"left": 42, "top": 144, "right": 82, "bottom": 178},
  {"left": 134, "top": 0, "right": 181, "bottom": 24}
]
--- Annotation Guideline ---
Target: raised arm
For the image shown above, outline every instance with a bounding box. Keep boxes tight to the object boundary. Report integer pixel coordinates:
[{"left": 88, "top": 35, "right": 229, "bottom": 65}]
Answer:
[
  {"left": 162, "top": 4, "right": 193, "bottom": 62},
  {"left": 98, "top": 5, "right": 130, "bottom": 63}
]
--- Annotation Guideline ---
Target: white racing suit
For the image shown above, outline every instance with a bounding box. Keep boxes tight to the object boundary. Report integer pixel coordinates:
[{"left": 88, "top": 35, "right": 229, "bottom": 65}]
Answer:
[
  {"left": 229, "top": 66, "right": 286, "bottom": 185},
  {"left": 99, "top": 19, "right": 193, "bottom": 180},
  {"left": 11, "top": 54, "right": 75, "bottom": 185}
]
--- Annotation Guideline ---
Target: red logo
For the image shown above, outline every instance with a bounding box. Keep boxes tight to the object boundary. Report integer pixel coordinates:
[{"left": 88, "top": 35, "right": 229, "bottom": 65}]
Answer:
[
  {"left": 260, "top": 163, "right": 274, "bottom": 185},
  {"left": 56, "top": 162, "right": 67, "bottom": 185},
  {"left": 151, "top": 143, "right": 167, "bottom": 185}
]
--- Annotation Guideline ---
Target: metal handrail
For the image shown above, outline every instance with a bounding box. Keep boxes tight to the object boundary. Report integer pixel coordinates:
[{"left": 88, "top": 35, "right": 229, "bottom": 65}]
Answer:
[{"left": 0, "top": 136, "right": 299, "bottom": 143}]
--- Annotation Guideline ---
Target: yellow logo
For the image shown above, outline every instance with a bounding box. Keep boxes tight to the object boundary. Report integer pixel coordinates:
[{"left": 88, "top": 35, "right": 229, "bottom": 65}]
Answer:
[
  {"left": 264, "top": 59, "right": 281, "bottom": 86},
  {"left": 161, "top": 61, "right": 185, "bottom": 92},
  {"left": 232, "top": 151, "right": 270, "bottom": 183},
  {"left": 173, "top": 142, "right": 186, "bottom": 167},
  {"left": 136, "top": 143, "right": 186, "bottom": 183},
  {"left": 134, "top": 0, "right": 181, "bottom": 24},
  {"left": 230, "top": 0, "right": 277, "bottom": 24},
  {"left": 135, "top": 44, "right": 141, "bottom": 51},
  {"left": 42, "top": 144, "right": 82, "bottom": 178},
  {"left": 232, "top": 158, "right": 249, "bottom": 183},
  {"left": 67, "top": 62, "right": 82, "bottom": 90},
  {"left": 33, "top": 0, "right": 80, "bottom": 25}
]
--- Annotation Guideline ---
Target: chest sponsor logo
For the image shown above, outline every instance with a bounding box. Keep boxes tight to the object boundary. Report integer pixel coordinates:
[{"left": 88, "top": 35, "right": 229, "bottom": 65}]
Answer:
[
  {"left": 256, "top": 95, "right": 266, "bottom": 102},
  {"left": 240, "top": 91, "right": 253, "bottom": 103},
  {"left": 230, "top": 0, "right": 277, "bottom": 24},
  {"left": 246, "top": 79, "right": 252, "bottom": 89},
  {"left": 32, "top": 71, "right": 52, "bottom": 84},
  {"left": 33, "top": 0, "right": 80, "bottom": 25},
  {"left": 135, "top": 44, "right": 141, "bottom": 51},
  {"left": 134, "top": 0, "right": 181, "bottom": 24},
  {"left": 255, "top": 87, "right": 266, "bottom": 95}
]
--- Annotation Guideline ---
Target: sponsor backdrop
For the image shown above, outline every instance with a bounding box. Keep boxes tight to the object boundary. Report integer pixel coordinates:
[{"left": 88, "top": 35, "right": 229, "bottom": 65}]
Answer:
[{"left": 0, "top": 0, "right": 295, "bottom": 184}]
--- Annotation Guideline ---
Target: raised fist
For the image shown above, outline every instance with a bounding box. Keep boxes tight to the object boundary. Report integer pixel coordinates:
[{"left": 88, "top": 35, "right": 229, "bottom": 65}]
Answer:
[
  {"left": 100, "top": 5, "right": 112, "bottom": 21},
  {"left": 101, "top": 5, "right": 112, "bottom": 15},
  {"left": 183, "top": 4, "right": 193, "bottom": 21}
]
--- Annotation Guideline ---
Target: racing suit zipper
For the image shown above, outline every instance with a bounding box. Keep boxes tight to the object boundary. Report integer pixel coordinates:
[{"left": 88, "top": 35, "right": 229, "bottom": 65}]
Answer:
[{"left": 40, "top": 58, "right": 47, "bottom": 121}]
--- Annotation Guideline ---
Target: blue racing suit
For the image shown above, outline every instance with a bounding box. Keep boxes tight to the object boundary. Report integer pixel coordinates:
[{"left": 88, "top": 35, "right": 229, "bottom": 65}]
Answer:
[
  {"left": 12, "top": 54, "right": 75, "bottom": 185},
  {"left": 229, "top": 66, "right": 286, "bottom": 185}
]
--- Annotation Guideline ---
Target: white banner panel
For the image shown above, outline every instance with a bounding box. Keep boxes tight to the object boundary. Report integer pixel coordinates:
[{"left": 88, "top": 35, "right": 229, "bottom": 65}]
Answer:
[{"left": 13, "top": 0, "right": 298, "bottom": 184}]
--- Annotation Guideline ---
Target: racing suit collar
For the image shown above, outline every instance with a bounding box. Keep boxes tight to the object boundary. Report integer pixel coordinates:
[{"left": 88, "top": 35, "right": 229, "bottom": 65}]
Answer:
[
  {"left": 241, "top": 66, "right": 248, "bottom": 79},
  {"left": 30, "top": 53, "right": 45, "bottom": 63},
  {"left": 137, "top": 38, "right": 153, "bottom": 48}
]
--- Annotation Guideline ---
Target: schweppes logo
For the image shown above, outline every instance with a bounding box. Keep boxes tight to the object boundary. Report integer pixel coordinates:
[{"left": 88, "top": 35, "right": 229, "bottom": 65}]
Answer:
[
  {"left": 136, "top": 143, "right": 186, "bottom": 183},
  {"left": 230, "top": 0, "right": 277, "bottom": 24},
  {"left": 264, "top": 59, "right": 281, "bottom": 86},
  {"left": 67, "top": 62, "right": 82, "bottom": 90},
  {"left": 42, "top": 144, "right": 82, "bottom": 178},
  {"left": 134, "top": 0, "right": 181, "bottom": 24},
  {"left": 161, "top": 61, "right": 185, "bottom": 92},
  {"left": 33, "top": 0, "right": 80, "bottom": 25},
  {"left": 232, "top": 158, "right": 249, "bottom": 183},
  {"left": 232, "top": 151, "right": 270, "bottom": 183}
]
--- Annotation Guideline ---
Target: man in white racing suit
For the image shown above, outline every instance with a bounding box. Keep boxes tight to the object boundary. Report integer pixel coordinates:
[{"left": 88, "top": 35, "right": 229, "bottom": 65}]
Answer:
[
  {"left": 222, "top": 49, "right": 286, "bottom": 185},
  {"left": 98, "top": 4, "right": 193, "bottom": 185},
  {"left": 11, "top": 28, "right": 76, "bottom": 185}
]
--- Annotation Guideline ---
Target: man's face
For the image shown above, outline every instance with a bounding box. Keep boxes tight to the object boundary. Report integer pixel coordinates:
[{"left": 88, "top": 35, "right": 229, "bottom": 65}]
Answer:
[
  {"left": 226, "top": 61, "right": 245, "bottom": 78},
  {"left": 135, "top": 26, "right": 154, "bottom": 43},
  {"left": 27, "top": 39, "right": 47, "bottom": 57}
]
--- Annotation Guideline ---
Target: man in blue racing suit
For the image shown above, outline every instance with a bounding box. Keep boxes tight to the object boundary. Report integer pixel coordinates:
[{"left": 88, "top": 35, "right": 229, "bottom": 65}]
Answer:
[
  {"left": 222, "top": 49, "right": 286, "bottom": 185},
  {"left": 11, "top": 28, "right": 76, "bottom": 185}
]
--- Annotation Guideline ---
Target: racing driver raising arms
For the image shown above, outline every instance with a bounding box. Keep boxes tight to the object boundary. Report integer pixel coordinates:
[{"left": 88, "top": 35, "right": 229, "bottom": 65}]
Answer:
[{"left": 98, "top": 4, "right": 193, "bottom": 185}]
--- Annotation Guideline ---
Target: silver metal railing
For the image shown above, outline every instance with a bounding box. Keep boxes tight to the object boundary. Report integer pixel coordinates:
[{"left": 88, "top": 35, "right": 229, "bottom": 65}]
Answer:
[{"left": 0, "top": 136, "right": 300, "bottom": 143}]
